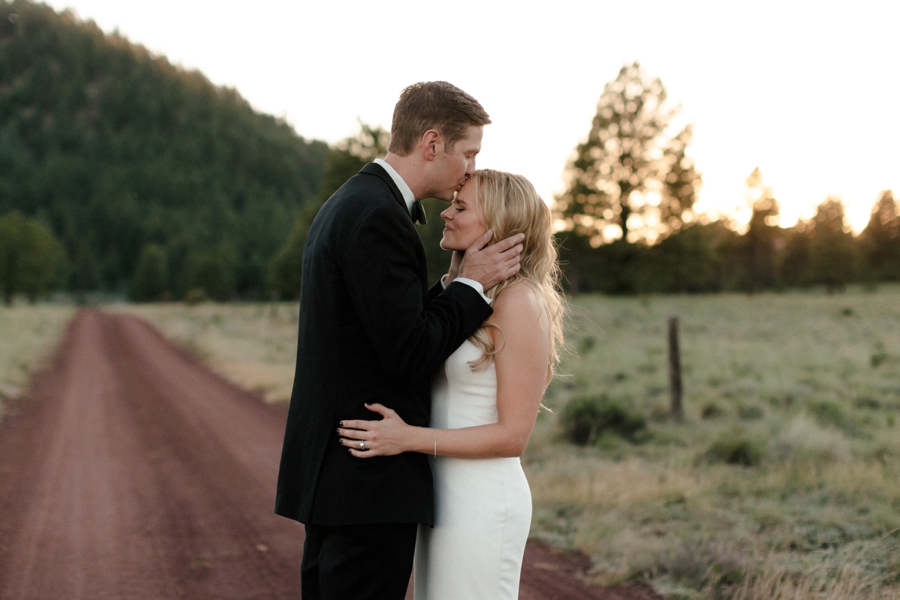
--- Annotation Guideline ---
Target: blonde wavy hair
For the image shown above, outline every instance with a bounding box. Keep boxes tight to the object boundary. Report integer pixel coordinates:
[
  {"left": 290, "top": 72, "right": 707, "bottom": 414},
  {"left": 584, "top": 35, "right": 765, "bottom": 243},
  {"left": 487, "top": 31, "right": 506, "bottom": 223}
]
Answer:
[{"left": 466, "top": 169, "right": 565, "bottom": 384}]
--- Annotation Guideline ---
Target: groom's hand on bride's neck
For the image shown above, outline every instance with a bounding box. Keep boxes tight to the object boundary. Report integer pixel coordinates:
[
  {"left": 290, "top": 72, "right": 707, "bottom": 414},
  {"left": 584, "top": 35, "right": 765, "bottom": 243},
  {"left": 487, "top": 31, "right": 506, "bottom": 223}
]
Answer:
[{"left": 457, "top": 230, "right": 524, "bottom": 292}]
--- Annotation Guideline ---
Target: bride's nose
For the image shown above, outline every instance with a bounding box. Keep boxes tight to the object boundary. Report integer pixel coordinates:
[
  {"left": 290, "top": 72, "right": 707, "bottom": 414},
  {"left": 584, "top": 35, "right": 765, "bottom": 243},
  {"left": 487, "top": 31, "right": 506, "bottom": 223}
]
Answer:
[{"left": 441, "top": 206, "right": 453, "bottom": 220}]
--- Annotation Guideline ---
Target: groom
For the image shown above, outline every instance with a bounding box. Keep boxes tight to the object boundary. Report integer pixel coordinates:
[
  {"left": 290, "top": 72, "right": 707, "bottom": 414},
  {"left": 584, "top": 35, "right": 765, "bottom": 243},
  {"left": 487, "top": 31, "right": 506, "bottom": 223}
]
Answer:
[{"left": 275, "top": 81, "right": 524, "bottom": 599}]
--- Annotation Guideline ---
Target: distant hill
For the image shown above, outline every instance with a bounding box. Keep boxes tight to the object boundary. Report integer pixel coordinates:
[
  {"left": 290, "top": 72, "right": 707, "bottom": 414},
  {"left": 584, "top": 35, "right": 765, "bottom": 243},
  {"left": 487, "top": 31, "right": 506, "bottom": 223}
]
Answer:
[{"left": 0, "top": 0, "right": 328, "bottom": 299}]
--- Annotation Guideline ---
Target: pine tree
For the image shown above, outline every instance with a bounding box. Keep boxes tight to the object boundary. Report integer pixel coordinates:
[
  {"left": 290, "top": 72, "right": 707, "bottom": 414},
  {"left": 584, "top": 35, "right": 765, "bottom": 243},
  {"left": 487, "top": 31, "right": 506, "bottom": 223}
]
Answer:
[
  {"left": 129, "top": 244, "right": 168, "bottom": 302},
  {"left": 740, "top": 168, "right": 780, "bottom": 292},
  {"left": 555, "top": 62, "right": 695, "bottom": 245},
  {"left": 860, "top": 190, "right": 899, "bottom": 281},
  {"left": 808, "top": 197, "right": 857, "bottom": 292}
]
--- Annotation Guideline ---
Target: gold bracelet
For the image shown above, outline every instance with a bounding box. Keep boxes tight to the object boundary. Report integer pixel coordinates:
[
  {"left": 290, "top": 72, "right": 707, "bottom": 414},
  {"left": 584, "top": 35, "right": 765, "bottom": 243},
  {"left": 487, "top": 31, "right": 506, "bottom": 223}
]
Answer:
[{"left": 433, "top": 431, "right": 437, "bottom": 457}]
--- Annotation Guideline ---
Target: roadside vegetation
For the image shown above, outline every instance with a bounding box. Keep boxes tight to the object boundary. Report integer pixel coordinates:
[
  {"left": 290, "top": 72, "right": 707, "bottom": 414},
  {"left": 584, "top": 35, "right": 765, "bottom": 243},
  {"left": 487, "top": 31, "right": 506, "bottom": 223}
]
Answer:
[
  {"left": 6, "top": 285, "right": 900, "bottom": 598},
  {"left": 112, "top": 302, "right": 300, "bottom": 405},
  {"left": 0, "top": 304, "right": 75, "bottom": 420},
  {"left": 528, "top": 286, "right": 900, "bottom": 598},
  {"left": 116, "top": 286, "right": 900, "bottom": 599}
]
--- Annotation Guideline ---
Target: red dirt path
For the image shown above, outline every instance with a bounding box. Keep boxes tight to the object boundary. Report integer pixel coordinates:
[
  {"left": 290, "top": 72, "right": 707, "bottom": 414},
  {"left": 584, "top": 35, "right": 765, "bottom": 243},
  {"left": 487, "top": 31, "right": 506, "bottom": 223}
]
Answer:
[{"left": 0, "top": 309, "right": 661, "bottom": 600}]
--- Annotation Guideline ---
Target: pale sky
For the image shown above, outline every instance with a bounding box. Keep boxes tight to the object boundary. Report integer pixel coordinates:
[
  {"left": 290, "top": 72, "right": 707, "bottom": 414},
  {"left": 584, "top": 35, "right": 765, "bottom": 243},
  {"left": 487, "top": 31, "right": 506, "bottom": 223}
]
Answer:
[{"left": 44, "top": 0, "right": 900, "bottom": 233}]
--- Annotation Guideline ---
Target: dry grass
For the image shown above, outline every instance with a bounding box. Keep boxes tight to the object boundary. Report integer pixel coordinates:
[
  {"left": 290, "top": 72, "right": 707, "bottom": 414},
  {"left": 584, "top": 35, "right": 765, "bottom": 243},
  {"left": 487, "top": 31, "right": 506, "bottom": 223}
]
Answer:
[
  {"left": 104, "top": 286, "right": 900, "bottom": 598},
  {"left": 525, "top": 285, "right": 900, "bottom": 598},
  {"left": 733, "top": 557, "right": 900, "bottom": 600},
  {"left": 0, "top": 304, "right": 75, "bottom": 420},
  {"left": 110, "top": 302, "right": 300, "bottom": 403}
]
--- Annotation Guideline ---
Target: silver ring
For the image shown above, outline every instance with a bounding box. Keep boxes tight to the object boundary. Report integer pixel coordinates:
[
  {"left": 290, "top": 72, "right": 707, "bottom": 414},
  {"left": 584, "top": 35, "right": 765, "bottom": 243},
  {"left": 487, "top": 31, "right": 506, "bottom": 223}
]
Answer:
[{"left": 360, "top": 441, "right": 365, "bottom": 450}]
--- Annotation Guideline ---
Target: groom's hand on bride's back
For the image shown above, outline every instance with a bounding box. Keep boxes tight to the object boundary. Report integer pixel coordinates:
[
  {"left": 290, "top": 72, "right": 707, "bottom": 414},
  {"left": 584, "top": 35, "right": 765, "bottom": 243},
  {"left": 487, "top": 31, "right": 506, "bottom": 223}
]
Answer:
[{"left": 457, "top": 230, "right": 524, "bottom": 292}]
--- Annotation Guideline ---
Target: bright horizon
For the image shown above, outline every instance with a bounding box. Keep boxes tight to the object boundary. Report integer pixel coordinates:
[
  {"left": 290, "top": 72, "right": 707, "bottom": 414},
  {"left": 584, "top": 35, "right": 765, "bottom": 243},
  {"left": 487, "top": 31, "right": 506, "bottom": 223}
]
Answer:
[{"left": 42, "top": 0, "right": 900, "bottom": 234}]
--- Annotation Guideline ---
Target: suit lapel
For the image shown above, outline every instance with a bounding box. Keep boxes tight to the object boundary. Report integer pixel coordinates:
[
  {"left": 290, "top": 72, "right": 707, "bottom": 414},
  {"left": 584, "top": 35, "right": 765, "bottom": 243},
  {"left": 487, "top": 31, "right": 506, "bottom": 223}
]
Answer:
[
  {"left": 360, "top": 162, "right": 410, "bottom": 218},
  {"left": 358, "top": 163, "right": 427, "bottom": 291}
]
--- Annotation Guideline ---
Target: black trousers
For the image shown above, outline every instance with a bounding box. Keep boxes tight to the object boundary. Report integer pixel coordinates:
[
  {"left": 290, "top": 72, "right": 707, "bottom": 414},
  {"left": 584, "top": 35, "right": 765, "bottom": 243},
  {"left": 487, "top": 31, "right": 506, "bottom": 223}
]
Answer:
[{"left": 301, "top": 522, "right": 418, "bottom": 600}]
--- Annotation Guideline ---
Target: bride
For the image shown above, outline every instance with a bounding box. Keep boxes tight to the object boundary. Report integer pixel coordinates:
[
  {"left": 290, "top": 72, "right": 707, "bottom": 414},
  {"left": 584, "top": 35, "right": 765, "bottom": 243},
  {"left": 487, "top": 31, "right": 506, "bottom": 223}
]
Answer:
[{"left": 337, "top": 169, "right": 564, "bottom": 599}]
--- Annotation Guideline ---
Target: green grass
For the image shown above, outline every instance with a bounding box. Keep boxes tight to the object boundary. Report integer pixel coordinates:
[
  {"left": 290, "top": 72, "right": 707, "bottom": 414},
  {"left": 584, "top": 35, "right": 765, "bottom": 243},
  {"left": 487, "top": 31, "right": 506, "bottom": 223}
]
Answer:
[
  {"left": 0, "top": 303, "right": 76, "bottom": 420},
  {"left": 121, "top": 288, "right": 900, "bottom": 597},
  {"left": 528, "top": 285, "right": 900, "bottom": 597},
  {"left": 7, "top": 287, "right": 900, "bottom": 598}
]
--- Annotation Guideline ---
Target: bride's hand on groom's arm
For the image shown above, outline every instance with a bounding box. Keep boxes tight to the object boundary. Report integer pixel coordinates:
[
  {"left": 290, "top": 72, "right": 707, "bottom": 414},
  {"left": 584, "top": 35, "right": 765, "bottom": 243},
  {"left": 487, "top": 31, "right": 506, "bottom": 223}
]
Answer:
[{"left": 338, "top": 403, "right": 424, "bottom": 458}]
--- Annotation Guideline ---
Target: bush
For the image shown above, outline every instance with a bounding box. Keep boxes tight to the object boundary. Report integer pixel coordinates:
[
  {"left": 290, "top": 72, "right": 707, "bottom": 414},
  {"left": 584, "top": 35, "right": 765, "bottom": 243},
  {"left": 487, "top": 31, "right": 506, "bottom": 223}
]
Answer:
[
  {"left": 704, "top": 427, "right": 764, "bottom": 466},
  {"left": 701, "top": 402, "right": 726, "bottom": 420},
  {"left": 637, "top": 539, "right": 746, "bottom": 592},
  {"left": 808, "top": 400, "right": 846, "bottom": 429},
  {"left": 184, "top": 288, "right": 208, "bottom": 305},
  {"left": 129, "top": 244, "right": 168, "bottom": 302},
  {"left": 560, "top": 394, "right": 647, "bottom": 445},
  {"left": 737, "top": 403, "right": 765, "bottom": 420},
  {"left": 771, "top": 415, "right": 852, "bottom": 464}
]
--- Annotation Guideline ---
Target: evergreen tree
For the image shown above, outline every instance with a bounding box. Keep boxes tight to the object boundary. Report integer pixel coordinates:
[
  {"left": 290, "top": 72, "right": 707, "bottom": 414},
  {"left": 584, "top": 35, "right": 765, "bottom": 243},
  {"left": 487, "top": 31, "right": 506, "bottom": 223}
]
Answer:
[
  {"left": 740, "top": 168, "right": 780, "bottom": 292},
  {"left": 555, "top": 62, "right": 690, "bottom": 245},
  {"left": 267, "top": 204, "right": 318, "bottom": 300},
  {"left": 0, "top": 210, "right": 65, "bottom": 304},
  {"left": 0, "top": 0, "right": 328, "bottom": 299},
  {"left": 659, "top": 124, "right": 702, "bottom": 239},
  {"left": 778, "top": 221, "right": 812, "bottom": 288},
  {"left": 187, "top": 246, "right": 237, "bottom": 302},
  {"left": 860, "top": 190, "right": 899, "bottom": 281},
  {"left": 129, "top": 244, "right": 168, "bottom": 302},
  {"left": 646, "top": 220, "right": 740, "bottom": 293},
  {"left": 808, "top": 197, "right": 857, "bottom": 292}
]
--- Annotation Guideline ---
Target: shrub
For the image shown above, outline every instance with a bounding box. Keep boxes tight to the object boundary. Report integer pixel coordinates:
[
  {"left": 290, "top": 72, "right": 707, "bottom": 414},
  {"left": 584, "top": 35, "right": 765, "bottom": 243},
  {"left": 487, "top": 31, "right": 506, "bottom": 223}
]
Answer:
[
  {"left": 738, "top": 403, "right": 765, "bottom": 420},
  {"left": 701, "top": 401, "right": 726, "bottom": 420},
  {"left": 871, "top": 351, "right": 889, "bottom": 368},
  {"left": 184, "top": 288, "right": 208, "bottom": 305},
  {"left": 129, "top": 244, "right": 168, "bottom": 302},
  {"left": 808, "top": 400, "right": 846, "bottom": 429},
  {"left": 560, "top": 394, "right": 647, "bottom": 445},
  {"left": 771, "top": 415, "right": 852, "bottom": 464},
  {"left": 577, "top": 335, "right": 596, "bottom": 354},
  {"left": 704, "top": 427, "right": 764, "bottom": 466},
  {"left": 639, "top": 539, "right": 746, "bottom": 592}
]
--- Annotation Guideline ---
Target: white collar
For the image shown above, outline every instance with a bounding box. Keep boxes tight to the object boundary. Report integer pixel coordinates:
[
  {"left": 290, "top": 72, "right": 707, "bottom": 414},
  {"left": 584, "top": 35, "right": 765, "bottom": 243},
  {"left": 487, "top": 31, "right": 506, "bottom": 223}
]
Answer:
[{"left": 374, "top": 158, "right": 416, "bottom": 215}]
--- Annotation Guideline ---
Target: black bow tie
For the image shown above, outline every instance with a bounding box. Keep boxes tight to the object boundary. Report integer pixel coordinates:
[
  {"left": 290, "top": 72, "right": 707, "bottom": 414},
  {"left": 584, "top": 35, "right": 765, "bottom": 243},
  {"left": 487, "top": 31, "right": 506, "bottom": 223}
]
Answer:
[{"left": 412, "top": 199, "right": 427, "bottom": 225}]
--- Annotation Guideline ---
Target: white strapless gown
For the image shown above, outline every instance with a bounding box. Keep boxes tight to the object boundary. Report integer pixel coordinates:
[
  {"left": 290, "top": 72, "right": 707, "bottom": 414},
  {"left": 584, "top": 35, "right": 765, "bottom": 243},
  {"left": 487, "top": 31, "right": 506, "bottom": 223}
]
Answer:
[{"left": 413, "top": 340, "right": 532, "bottom": 600}]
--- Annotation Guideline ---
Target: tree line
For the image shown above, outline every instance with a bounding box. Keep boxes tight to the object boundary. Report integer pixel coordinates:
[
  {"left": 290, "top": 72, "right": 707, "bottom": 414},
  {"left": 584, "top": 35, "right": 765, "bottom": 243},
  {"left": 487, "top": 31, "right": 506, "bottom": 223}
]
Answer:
[
  {"left": 1, "top": 4, "right": 896, "bottom": 303},
  {"left": 552, "top": 62, "right": 898, "bottom": 295}
]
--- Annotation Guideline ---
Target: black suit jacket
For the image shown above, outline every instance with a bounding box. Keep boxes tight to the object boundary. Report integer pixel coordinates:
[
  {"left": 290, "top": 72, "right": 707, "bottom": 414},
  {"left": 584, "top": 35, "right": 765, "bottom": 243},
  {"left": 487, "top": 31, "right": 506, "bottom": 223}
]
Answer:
[{"left": 275, "top": 163, "right": 492, "bottom": 526}]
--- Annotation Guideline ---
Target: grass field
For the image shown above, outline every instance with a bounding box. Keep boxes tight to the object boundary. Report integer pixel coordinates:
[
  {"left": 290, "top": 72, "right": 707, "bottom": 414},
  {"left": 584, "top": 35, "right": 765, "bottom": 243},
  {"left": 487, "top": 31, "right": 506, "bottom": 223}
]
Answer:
[
  {"left": 8, "top": 287, "right": 900, "bottom": 598},
  {"left": 529, "top": 287, "right": 900, "bottom": 598},
  {"left": 0, "top": 304, "right": 75, "bottom": 422}
]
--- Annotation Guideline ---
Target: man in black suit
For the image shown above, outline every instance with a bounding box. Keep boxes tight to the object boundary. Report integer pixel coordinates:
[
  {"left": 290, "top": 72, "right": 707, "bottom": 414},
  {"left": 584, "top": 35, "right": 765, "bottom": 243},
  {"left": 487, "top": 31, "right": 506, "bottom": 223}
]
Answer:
[{"left": 275, "top": 81, "right": 524, "bottom": 599}]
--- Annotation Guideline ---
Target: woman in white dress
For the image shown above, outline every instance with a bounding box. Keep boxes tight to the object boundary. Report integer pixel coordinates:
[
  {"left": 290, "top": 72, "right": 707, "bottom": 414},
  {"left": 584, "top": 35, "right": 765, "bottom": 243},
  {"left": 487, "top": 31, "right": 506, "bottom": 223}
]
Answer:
[{"left": 337, "top": 169, "right": 564, "bottom": 599}]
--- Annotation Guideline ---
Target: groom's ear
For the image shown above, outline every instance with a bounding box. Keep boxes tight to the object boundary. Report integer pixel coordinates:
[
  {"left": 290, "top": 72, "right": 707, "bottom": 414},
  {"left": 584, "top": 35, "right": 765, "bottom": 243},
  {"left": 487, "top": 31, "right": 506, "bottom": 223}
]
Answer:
[{"left": 421, "top": 130, "right": 442, "bottom": 161}]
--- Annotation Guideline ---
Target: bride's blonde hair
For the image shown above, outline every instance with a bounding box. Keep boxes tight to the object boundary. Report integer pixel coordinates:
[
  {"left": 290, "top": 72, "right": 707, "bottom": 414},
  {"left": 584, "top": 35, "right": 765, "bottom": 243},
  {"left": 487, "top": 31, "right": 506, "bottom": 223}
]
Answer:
[{"left": 466, "top": 169, "right": 565, "bottom": 383}]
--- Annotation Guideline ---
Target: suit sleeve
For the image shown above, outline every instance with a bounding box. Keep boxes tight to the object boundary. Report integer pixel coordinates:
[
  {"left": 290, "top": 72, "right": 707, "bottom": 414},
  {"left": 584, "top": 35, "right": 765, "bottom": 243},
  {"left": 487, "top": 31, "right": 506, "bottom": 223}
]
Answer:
[
  {"left": 427, "top": 280, "right": 445, "bottom": 304},
  {"left": 343, "top": 205, "right": 492, "bottom": 382}
]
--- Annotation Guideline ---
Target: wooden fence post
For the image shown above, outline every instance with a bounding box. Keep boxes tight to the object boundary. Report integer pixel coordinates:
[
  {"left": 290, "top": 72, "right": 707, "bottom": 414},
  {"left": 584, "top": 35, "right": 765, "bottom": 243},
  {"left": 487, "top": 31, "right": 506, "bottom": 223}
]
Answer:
[{"left": 668, "top": 315, "right": 683, "bottom": 422}]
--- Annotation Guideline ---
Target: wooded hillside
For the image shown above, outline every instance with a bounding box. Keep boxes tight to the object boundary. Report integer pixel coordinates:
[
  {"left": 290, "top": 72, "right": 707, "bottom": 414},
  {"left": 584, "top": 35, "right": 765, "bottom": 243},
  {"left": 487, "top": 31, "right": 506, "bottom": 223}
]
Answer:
[{"left": 0, "top": 0, "right": 328, "bottom": 299}]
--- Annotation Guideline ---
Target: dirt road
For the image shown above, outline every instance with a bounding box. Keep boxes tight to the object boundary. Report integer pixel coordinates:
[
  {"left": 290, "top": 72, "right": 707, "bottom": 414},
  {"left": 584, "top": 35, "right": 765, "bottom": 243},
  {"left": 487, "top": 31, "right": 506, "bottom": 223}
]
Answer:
[{"left": 0, "top": 309, "right": 658, "bottom": 600}]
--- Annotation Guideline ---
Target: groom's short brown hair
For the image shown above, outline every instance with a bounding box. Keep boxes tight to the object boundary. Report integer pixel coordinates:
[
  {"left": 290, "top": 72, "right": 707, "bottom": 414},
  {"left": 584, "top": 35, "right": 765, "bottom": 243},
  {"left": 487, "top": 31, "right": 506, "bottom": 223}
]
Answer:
[{"left": 388, "top": 81, "right": 491, "bottom": 156}]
